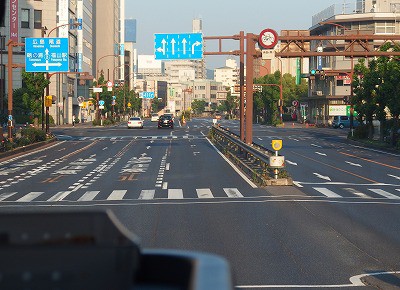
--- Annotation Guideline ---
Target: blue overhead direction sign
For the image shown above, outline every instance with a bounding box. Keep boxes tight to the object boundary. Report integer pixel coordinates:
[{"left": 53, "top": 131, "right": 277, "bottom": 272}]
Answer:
[
  {"left": 154, "top": 33, "right": 203, "bottom": 60},
  {"left": 25, "top": 38, "right": 69, "bottom": 72},
  {"left": 140, "top": 92, "right": 155, "bottom": 99}
]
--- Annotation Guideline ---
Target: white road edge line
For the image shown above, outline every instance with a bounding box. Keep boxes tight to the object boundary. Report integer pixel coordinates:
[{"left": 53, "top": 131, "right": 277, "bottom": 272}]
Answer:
[{"left": 206, "top": 138, "right": 257, "bottom": 188}]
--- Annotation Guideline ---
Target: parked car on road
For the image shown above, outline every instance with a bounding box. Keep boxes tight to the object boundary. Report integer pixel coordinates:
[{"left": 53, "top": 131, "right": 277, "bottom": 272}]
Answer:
[
  {"left": 158, "top": 115, "right": 174, "bottom": 129},
  {"left": 332, "top": 116, "right": 359, "bottom": 129},
  {"left": 127, "top": 117, "right": 144, "bottom": 129}
]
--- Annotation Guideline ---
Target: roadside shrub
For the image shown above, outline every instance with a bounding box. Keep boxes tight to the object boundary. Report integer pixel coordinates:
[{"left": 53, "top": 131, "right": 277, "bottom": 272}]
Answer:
[
  {"left": 349, "top": 124, "right": 369, "bottom": 139},
  {"left": 17, "top": 137, "right": 32, "bottom": 146},
  {"left": 92, "top": 119, "right": 101, "bottom": 126},
  {"left": 21, "top": 127, "right": 46, "bottom": 143}
]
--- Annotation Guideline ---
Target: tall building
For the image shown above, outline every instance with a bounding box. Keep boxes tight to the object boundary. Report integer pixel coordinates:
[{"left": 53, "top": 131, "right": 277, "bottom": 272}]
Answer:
[
  {"left": 306, "top": 0, "right": 400, "bottom": 124},
  {"left": 0, "top": 0, "right": 93, "bottom": 125},
  {"left": 214, "top": 58, "right": 239, "bottom": 91},
  {"left": 125, "top": 19, "right": 136, "bottom": 91},
  {"left": 93, "top": 0, "right": 123, "bottom": 82}
]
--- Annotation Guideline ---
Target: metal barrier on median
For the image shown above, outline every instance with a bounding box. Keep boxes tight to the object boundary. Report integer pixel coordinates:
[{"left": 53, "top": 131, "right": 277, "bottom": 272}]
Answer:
[{"left": 209, "top": 125, "right": 292, "bottom": 186}]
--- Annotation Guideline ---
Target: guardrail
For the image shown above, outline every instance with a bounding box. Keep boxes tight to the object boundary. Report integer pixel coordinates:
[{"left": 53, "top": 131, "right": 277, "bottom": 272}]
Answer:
[{"left": 209, "top": 125, "right": 292, "bottom": 186}]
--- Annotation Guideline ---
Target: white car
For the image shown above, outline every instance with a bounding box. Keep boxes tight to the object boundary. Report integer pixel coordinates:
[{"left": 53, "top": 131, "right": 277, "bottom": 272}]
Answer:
[
  {"left": 151, "top": 113, "right": 159, "bottom": 122},
  {"left": 127, "top": 117, "right": 143, "bottom": 129}
]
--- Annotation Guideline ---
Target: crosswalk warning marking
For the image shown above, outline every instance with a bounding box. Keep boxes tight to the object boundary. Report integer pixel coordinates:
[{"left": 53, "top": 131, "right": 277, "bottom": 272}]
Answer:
[
  {"left": 139, "top": 190, "right": 155, "bottom": 200},
  {"left": 368, "top": 189, "right": 400, "bottom": 200},
  {"left": 313, "top": 187, "right": 342, "bottom": 198},
  {"left": 78, "top": 191, "right": 100, "bottom": 202},
  {"left": 0, "top": 192, "right": 18, "bottom": 201},
  {"left": 223, "top": 188, "right": 244, "bottom": 198},
  {"left": 48, "top": 191, "right": 72, "bottom": 202},
  {"left": 168, "top": 189, "right": 183, "bottom": 199},
  {"left": 16, "top": 192, "right": 43, "bottom": 202},
  {"left": 343, "top": 188, "right": 370, "bottom": 199},
  {"left": 196, "top": 188, "right": 214, "bottom": 198},
  {"left": 107, "top": 190, "right": 127, "bottom": 200}
]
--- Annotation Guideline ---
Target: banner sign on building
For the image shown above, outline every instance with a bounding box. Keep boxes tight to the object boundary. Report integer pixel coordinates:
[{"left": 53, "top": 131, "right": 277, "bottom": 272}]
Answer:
[
  {"left": 9, "top": 0, "right": 18, "bottom": 42},
  {"left": 58, "top": 0, "right": 69, "bottom": 38}
]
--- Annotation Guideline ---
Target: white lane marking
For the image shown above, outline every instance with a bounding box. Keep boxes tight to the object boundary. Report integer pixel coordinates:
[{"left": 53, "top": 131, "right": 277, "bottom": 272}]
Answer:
[
  {"left": 107, "top": 190, "right": 127, "bottom": 200},
  {"left": 206, "top": 138, "right": 258, "bottom": 188},
  {"left": 313, "top": 187, "right": 342, "bottom": 198},
  {"left": 0, "top": 192, "right": 18, "bottom": 201},
  {"left": 345, "top": 161, "right": 362, "bottom": 167},
  {"left": 343, "top": 188, "right": 370, "bottom": 199},
  {"left": 102, "top": 147, "right": 108, "bottom": 151},
  {"left": 16, "top": 192, "right": 43, "bottom": 202},
  {"left": 78, "top": 191, "right": 100, "bottom": 202},
  {"left": 196, "top": 188, "right": 214, "bottom": 198},
  {"left": 313, "top": 173, "right": 331, "bottom": 181},
  {"left": 166, "top": 163, "right": 170, "bottom": 171},
  {"left": 388, "top": 174, "right": 400, "bottom": 180},
  {"left": 139, "top": 190, "right": 155, "bottom": 200},
  {"left": 286, "top": 160, "right": 298, "bottom": 166},
  {"left": 162, "top": 182, "right": 168, "bottom": 190},
  {"left": 293, "top": 181, "right": 303, "bottom": 188},
  {"left": 48, "top": 191, "right": 72, "bottom": 202},
  {"left": 168, "top": 189, "right": 183, "bottom": 199},
  {"left": 315, "top": 152, "right": 327, "bottom": 156},
  {"left": 223, "top": 188, "right": 244, "bottom": 198},
  {"left": 368, "top": 189, "right": 400, "bottom": 199},
  {"left": 311, "top": 144, "right": 322, "bottom": 148}
]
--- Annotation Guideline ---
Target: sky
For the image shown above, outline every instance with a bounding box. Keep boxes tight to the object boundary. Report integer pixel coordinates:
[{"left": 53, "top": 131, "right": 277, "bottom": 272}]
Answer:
[{"left": 125, "top": 0, "right": 350, "bottom": 69}]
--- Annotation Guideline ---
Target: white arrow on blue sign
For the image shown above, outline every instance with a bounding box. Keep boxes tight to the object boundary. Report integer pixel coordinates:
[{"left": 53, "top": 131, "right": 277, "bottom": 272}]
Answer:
[
  {"left": 154, "top": 33, "right": 203, "bottom": 60},
  {"left": 25, "top": 38, "right": 69, "bottom": 72},
  {"left": 99, "top": 100, "right": 105, "bottom": 106}
]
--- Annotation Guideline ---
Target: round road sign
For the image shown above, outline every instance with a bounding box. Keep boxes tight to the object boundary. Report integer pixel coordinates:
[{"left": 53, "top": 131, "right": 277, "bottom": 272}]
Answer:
[
  {"left": 259, "top": 28, "right": 279, "bottom": 49},
  {"left": 106, "top": 81, "right": 113, "bottom": 88},
  {"left": 272, "top": 139, "right": 283, "bottom": 151},
  {"left": 292, "top": 100, "right": 299, "bottom": 107}
]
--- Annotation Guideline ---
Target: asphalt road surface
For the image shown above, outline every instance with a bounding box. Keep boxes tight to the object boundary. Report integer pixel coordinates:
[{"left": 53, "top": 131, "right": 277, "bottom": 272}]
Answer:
[{"left": 0, "top": 118, "right": 399, "bottom": 289}]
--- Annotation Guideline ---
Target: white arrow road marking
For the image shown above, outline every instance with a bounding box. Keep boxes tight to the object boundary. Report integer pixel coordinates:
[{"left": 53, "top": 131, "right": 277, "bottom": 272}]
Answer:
[
  {"left": 345, "top": 161, "right": 362, "bottom": 167},
  {"left": 182, "top": 38, "right": 187, "bottom": 54},
  {"left": 192, "top": 41, "right": 201, "bottom": 54},
  {"left": 286, "top": 160, "right": 298, "bottom": 166},
  {"left": 313, "top": 173, "right": 332, "bottom": 181},
  {"left": 388, "top": 174, "right": 400, "bottom": 180},
  {"left": 315, "top": 152, "right": 327, "bottom": 156}
]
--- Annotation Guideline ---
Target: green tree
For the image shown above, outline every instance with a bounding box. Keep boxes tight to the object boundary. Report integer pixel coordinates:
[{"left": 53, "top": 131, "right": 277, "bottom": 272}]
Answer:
[
  {"left": 19, "top": 71, "right": 50, "bottom": 126},
  {"left": 353, "top": 58, "right": 380, "bottom": 139},
  {"left": 217, "top": 91, "right": 238, "bottom": 119},
  {"left": 191, "top": 99, "right": 207, "bottom": 115}
]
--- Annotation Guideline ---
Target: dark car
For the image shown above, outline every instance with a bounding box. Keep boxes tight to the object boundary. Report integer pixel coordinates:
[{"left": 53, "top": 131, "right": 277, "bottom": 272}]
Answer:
[{"left": 158, "top": 115, "right": 174, "bottom": 129}]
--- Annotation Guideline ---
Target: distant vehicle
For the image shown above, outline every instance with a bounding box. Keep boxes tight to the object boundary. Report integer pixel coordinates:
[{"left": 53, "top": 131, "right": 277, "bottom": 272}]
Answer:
[
  {"left": 158, "top": 115, "right": 174, "bottom": 129},
  {"left": 332, "top": 116, "right": 359, "bottom": 129},
  {"left": 163, "top": 113, "right": 174, "bottom": 121},
  {"left": 127, "top": 117, "right": 143, "bottom": 129},
  {"left": 215, "top": 114, "right": 222, "bottom": 120},
  {"left": 151, "top": 113, "right": 159, "bottom": 122}
]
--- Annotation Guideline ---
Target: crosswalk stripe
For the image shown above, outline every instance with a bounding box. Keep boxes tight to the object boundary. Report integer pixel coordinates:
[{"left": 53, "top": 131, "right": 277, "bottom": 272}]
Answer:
[
  {"left": 16, "top": 192, "right": 43, "bottom": 202},
  {"left": 0, "top": 192, "right": 18, "bottom": 201},
  {"left": 343, "top": 188, "right": 370, "bottom": 199},
  {"left": 223, "top": 188, "right": 243, "bottom": 198},
  {"left": 313, "top": 187, "right": 342, "bottom": 198},
  {"left": 196, "top": 189, "right": 214, "bottom": 198},
  {"left": 78, "top": 191, "right": 100, "bottom": 201},
  {"left": 168, "top": 189, "right": 183, "bottom": 199},
  {"left": 48, "top": 191, "right": 72, "bottom": 202},
  {"left": 368, "top": 189, "right": 400, "bottom": 200},
  {"left": 107, "top": 190, "right": 127, "bottom": 200},
  {"left": 139, "top": 190, "right": 155, "bottom": 200}
]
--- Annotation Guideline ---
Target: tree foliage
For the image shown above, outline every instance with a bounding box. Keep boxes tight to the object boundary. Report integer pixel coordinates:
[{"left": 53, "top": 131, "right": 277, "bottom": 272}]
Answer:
[{"left": 191, "top": 99, "right": 207, "bottom": 114}]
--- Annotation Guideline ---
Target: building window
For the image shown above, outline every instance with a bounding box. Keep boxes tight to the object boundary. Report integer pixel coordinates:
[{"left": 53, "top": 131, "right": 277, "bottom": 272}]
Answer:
[
  {"left": 20, "top": 37, "right": 25, "bottom": 52},
  {"left": 21, "top": 8, "right": 30, "bottom": 29},
  {"left": 375, "top": 21, "right": 395, "bottom": 34},
  {"left": 34, "top": 10, "right": 42, "bottom": 29}
]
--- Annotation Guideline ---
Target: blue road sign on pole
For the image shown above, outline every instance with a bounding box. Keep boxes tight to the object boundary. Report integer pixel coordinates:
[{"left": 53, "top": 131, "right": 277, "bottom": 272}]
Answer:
[
  {"left": 25, "top": 38, "right": 69, "bottom": 72},
  {"left": 154, "top": 33, "right": 203, "bottom": 60},
  {"left": 140, "top": 92, "right": 155, "bottom": 99}
]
